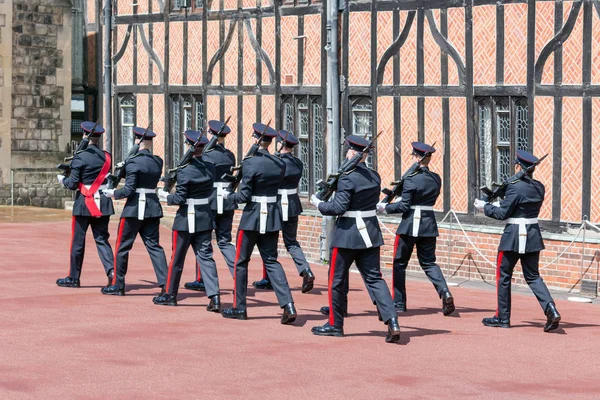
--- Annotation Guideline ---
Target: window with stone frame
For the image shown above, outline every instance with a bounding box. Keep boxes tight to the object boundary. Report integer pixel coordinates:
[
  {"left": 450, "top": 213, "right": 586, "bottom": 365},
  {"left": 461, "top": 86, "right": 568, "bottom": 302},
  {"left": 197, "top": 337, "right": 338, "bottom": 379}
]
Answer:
[
  {"left": 281, "top": 96, "right": 325, "bottom": 196},
  {"left": 350, "top": 97, "right": 374, "bottom": 168},
  {"left": 475, "top": 97, "right": 530, "bottom": 189},
  {"left": 119, "top": 95, "right": 136, "bottom": 160},
  {"left": 170, "top": 94, "right": 204, "bottom": 166}
]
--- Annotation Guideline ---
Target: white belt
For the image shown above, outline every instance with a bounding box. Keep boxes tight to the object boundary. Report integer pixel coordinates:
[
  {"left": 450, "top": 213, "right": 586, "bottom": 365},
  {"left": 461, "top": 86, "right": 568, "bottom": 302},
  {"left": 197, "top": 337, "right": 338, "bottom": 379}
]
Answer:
[
  {"left": 185, "top": 198, "right": 210, "bottom": 233},
  {"left": 213, "top": 182, "right": 228, "bottom": 215},
  {"left": 251, "top": 195, "right": 277, "bottom": 234},
  {"left": 410, "top": 205, "right": 434, "bottom": 237},
  {"left": 507, "top": 217, "right": 538, "bottom": 254},
  {"left": 85, "top": 184, "right": 107, "bottom": 211},
  {"left": 135, "top": 188, "right": 156, "bottom": 220},
  {"left": 277, "top": 188, "right": 297, "bottom": 222},
  {"left": 341, "top": 210, "right": 377, "bottom": 248}
]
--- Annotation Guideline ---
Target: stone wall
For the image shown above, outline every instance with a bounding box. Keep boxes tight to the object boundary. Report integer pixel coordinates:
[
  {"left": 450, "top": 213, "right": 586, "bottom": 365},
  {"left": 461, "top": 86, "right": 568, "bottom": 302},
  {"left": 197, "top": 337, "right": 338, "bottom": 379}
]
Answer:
[{"left": 0, "top": 0, "right": 72, "bottom": 207}]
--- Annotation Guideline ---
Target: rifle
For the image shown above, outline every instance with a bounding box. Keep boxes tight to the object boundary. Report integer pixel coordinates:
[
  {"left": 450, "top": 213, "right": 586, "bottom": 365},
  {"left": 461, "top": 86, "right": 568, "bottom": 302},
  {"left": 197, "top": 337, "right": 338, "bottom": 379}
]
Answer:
[
  {"left": 223, "top": 119, "right": 272, "bottom": 193},
  {"left": 315, "top": 131, "right": 383, "bottom": 201},
  {"left": 160, "top": 122, "right": 209, "bottom": 193},
  {"left": 204, "top": 115, "right": 232, "bottom": 154},
  {"left": 106, "top": 124, "right": 151, "bottom": 189},
  {"left": 380, "top": 141, "right": 437, "bottom": 204},
  {"left": 57, "top": 120, "right": 99, "bottom": 176},
  {"left": 480, "top": 153, "right": 549, "bottom": 203}
]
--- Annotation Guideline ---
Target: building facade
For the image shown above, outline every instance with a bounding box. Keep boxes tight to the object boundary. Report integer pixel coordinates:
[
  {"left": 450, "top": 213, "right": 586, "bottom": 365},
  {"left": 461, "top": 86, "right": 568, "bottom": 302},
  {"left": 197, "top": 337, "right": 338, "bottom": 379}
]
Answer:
[{"left": 50, "top": 0, "right": 600, "bottom": 293}]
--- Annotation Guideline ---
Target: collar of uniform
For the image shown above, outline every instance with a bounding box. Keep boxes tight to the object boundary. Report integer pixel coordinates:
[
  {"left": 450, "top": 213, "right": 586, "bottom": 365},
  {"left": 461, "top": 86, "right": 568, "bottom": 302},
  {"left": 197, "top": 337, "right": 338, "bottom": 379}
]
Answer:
[
  {"left": 139, "top": 149, "right": 151, "bottom": 154},
  {"left": 420, "top": 166, "right": 429, "bottom": 171},
  {"left": 257, "top": 148, "right": 270, "bottom": 155}
]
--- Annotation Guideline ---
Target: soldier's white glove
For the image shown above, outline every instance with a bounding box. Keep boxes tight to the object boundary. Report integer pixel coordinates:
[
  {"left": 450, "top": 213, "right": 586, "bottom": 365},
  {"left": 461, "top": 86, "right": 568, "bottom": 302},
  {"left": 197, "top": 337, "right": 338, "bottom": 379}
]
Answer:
[
  {"left": 376, "top": 202, "right": 387, "bottom": 214},
  {"left": 157, "top": 189, "right": 169, "bottom": 201},
  {"left": 57, "top": 174, "right": 65, "bottom": 184},
  {"left": 103, "top": 189, "right": 115, "bottom": 198},
  {"left": 492, "top": 201, "right": 501, "bottom": 207},
  {"left": 310, "top": 194, "right": 322, "bottom": 208},
  {"left": 222, "top": 190, "right": 230, "bottom": 199},
  {"left": 473, "top": 199, "right": 486, "bottom": 210}
]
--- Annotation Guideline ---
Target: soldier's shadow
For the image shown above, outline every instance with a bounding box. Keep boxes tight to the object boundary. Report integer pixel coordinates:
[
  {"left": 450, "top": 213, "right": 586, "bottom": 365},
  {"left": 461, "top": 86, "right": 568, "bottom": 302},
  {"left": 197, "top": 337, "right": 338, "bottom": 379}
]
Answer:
[
  {"left": 344, "top": 325, "right": 451, "bottom": 345},
  {"left": 397, "top": 306, "right": 495, "bottom": 318},
  {"left": 511, "top": 320, "right": 600, "bottom": 334}
]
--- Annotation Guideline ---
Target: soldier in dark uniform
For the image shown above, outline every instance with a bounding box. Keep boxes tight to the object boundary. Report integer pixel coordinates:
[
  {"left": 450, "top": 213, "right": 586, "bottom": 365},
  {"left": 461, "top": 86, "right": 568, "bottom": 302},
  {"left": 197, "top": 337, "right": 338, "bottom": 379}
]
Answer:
[
  {"left": 56, "top": 122, "right": 114, "bottom": 287},
  {"left": 376, "top": 142, "right": 455, "bottom": 316},
  {"left": 221, "top": 123, "right": 297, "bottom": 324},
  {"left": 310, "top": 135, "right": 400, "bottom": 343},
  {"left": 252, "top": 130, "right": 316, "bottom": 293},
  {"left": 153, "top": 131, "right": 221, "bottom": 311},
  {"left": 101, "top": 127, "right": 168, "bottom": 296},
  {"left": 474, "top": 150, "right": 561, "bottom": 332},
  {"left": 184, "top": 120, "right": 237, "bottom": 292}
]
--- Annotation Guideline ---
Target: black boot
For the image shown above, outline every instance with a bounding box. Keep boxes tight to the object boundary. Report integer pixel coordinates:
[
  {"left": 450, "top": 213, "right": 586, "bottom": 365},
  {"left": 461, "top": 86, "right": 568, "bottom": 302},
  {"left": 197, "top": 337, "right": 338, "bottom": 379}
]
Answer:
[
  {"left": 394, "top": 301, "right": 407, "bottom": 312},
  {"left": 319, "top": 306, "right": 348, "bottom": 317},
  {"left": 312, "top": 322, "right": 344, "bottom": 337},
  {"left": 184, "top": 279, "right": 206, "bottom": 292},
  {"left": 441, "top": 290, "right": 455, "bottom": 316},
  {"left": 252, "top": 278, "right": 273, "bottom": 290},
  {"left": 101, "top": 285, "right": 125, "bottom": 296},
  {"left": 482, "top": 316, "right": 510, "bottom": 328},
  {"left": 544, "top": 302, "right": 561, "bottom": 332},
  {"left": 153, "top": 293, "right": 177, "bottom": 306},
  {"left": 222, "top": 307, "right": 248, "bottom": 320},
  {"left": 385, "top": 317, "right": 401, "bottom": 343},
  {"left": 300, "top": 268, "right": 315, "bottom": 293},
  {"left": 107, "top": 270, "right": 114, "bottom": 288},
  {"left": 56, "top": 276, "right": 80, "bottom": 288},
  {"left": 281, "top": 303, "right": 297, "bottom": 325},
  {"left": 207, "top": 295, "right": 221, "bottom": 313}
]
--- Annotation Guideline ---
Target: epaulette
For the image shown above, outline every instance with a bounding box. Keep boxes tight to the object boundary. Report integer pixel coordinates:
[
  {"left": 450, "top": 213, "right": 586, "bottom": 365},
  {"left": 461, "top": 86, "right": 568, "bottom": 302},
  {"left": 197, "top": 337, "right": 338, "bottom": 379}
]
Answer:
[
  {"left": 131, "top": 153, "right": 142, "bottom": 159},
  {"left": 409, "top": 171, "right": 420, "bottom": 177},
  {"left": 342, "top": 168, "right": 357, "bottom": 175},
  {"left": 509, "top": 179, "right": 520, "bottom": 184},
  {"left": 178, "top": 162, "right": 191, "bottom": 169}
]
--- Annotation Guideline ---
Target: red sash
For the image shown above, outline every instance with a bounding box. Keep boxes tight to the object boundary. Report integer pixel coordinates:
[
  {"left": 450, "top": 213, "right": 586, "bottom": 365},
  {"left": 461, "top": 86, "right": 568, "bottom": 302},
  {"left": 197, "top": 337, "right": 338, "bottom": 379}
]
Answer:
[{"left": 78, "top": 152, "right": 112, "bottom": 217}]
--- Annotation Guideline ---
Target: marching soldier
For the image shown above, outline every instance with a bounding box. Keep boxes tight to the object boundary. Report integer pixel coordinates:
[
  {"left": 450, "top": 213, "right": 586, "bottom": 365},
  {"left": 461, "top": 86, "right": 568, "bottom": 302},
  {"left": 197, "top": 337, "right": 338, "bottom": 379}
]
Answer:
[
  {"left": 184, "top": 120, "right": 237, "bottom": 291},
  {"left": 310, "top": 135, "right": 400, "bottom": 343},
  {"left": 252, "top": 130, "right": 315, "bottom": 293},
  {"left": 376, "top": 142, "right": 455, "bottom": 316},
  {"left": 153, "top": 131, "right": 221, "bottom": 310},
  {"left": 56, "top": 122, "right": 114, "bottom": 287},
  {"left": 221, "top": 123, "right": 297, "bottom": 324},
  {"left": 474, "top": 150, "right": 561, "bottom": 332},
  {"left": 102, "top": 127, "right": 168, "bottom": 296}
]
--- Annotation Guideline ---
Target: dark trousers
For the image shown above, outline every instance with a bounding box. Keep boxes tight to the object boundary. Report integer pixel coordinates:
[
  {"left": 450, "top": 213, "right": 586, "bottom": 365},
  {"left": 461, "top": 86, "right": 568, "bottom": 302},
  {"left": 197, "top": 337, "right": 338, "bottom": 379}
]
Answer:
[
  {"left": 69, "top": 216, "right": 114, "bottom": 279},
  {"left": 261, "top": 216, "right": 310, "bottom": 279},
  {"left": 195, "top": 210, "right": 236, "bottom": 281},
  {"left": 328, "top": 247, "right": 396, "bottom": 327},
  {"left": 233, "top": 230, "right": 293, "bottom": 311},
  {"left": 167, "top": 230, "right": 220, "bottom": 297},
  {"left": 393, "top": 235, "right": 449, "bottom": 305},
  {"left": 113, "top": 217, "right": 168, "bottom": 287},
  {"left": 496, "top": 251, "right": 554, "bottom": 320}
]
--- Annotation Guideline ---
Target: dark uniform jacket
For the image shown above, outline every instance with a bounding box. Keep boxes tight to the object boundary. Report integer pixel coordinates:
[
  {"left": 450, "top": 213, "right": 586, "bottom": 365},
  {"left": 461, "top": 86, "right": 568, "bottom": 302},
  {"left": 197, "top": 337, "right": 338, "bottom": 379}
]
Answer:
[
  {"left": 278, "top": 153, "right": 303, "bottom": 218},
  {"left": 228, "top": 149, "right": 285, "bottom": 233},
  {"left": 318, "top": 163, "right": 384, "bottom": 249},
  {"left": 114, "top": 149, "right": 164, "bottom": 219},
  {"left": 384, "top": 167, "right": 441, "bottom": 237},
  {"left": 202, "top": 143, "right": 237, "bottom": 212},
  {"left": 167, "top": 157, "right": 216, "bottom": 232},
  {"left": 484, "top": 175, "right": 545, "bottom": 253},
  {"left": 63, "top": 144, "right": 114, "bottom": 217}
]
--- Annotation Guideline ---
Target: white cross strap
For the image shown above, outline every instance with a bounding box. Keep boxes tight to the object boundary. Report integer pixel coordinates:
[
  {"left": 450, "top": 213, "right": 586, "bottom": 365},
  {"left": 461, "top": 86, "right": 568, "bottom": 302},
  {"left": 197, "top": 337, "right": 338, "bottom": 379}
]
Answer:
[
  {"left": 251, "top": 195, "right": 277, "bottom": 234},
  {"left": 185, "top": 197, "right": 210, "bottom": 233},
  {"left": 277, "top": 188, "right": 297, "bottom": 222},
  {"left": 410, "top": 205, "right": 434, "bottom": 237},
  {"left": 507, "top": 217, "right": 538, "bottom": 254},
  {"left": 341, "top": 210, "right": 377, "bottom": 248}
]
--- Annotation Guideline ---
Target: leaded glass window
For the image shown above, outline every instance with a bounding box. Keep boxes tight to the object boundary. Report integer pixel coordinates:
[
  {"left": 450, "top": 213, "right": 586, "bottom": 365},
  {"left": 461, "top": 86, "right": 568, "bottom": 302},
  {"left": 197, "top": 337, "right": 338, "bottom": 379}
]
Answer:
[
  {"left": 478, "top": 101, "right": 493, "bottom": 189},
  {"left": 516, "top": 100, "right": 529, "bottom": 151},
  {"left": 297, "top": 102, "right": 309, "bottom": 194},
  {"left": 351, "top": 98, "right": 373, "bottom": 168},
  {"left": 172, "top": 97, "right": 181, "bottom": 165},
  {"left": 283, "top": 102, "right": 294, "bottom": 132},
  {"left": 171, "top": 94, "right": 203, "bottom": 166},
  {"left": 496, "top": 101, "right": 511, "bottom": 182},
  {"left": 312, "top": 101, "right": 325, "bottom": 186},
  {"left": 120, "top": 95, "right": 135, "bottom": 160}
]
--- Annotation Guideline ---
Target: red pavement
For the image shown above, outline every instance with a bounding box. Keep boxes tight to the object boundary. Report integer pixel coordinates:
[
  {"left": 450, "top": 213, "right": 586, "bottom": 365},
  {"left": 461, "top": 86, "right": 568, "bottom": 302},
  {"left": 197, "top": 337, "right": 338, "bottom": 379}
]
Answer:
[{"left": 1, "top": 207, "right": 600, "bottom": 399}]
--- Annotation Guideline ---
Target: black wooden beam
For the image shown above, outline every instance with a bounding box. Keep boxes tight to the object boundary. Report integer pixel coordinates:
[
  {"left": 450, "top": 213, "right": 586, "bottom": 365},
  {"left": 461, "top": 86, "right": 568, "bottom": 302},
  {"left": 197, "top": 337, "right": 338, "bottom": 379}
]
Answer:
[
  {"left": 581, "top": 1, "right": 592, "bottom": 219},
  {"left": 237, "top": 4, "right": 244, "bottom": 158},
  {"left": 256, "top": 0, "right": 263, "bottom": 123},
  {"left": 376, "top": 86, "right": 465, "bottom": 97},
  {"left": 341, "top": 2, "right": 350, "bottom": 136},
  {"left": 202, "top": 0, "right": 208, "bottom": 117},
  {"left": 164, "top": 0, "right": 172, "bottom": 168},
  {"left": 393, "top": 9, "right": 402, "bottom": 181},
  {"left": 133, "top": 3, "right": 138, "bottom": 86},
  {"left": 183, "top": 19, "right": 188, "bottom": 85},
  {"left": 275, "top": 0, "right": 281, "bottom": 127},
  {"left": 417, "top": 9, "right": 425, "bottom": 142},
  {"left": 298, "top": 15, "right": 304, "bottom": 86},
  {"left": 474, "top": 86, "right": 527, "bottom": 96},
  {"left": 552, "top": 0, "right": 563, "bottom": 222},
  {"left": 526, "top": 0, "right": 535, "bottom": 149},
  {"left": 535, "top": 85, "right": 600, "bottom": 97},
  {"left": 371, "top": 0, "right": 378, "bottom": 169},
  {"left": 320, "top": 0, "right": 328, "bottom": 175},
  {"left": 219, "top": 0, "right": 225, "bottom": 120},
  {"left": 465, "top": 0, "right": 476, "bottom": 214},
  {"left": 441, "top": 8, "right": 450, "bottom": 213},
  {"left": 117, "top": 85, "right": 165, "bottom": 94},
  {"left": 496, "top": 4, "right": 504, "bottom": 85}
]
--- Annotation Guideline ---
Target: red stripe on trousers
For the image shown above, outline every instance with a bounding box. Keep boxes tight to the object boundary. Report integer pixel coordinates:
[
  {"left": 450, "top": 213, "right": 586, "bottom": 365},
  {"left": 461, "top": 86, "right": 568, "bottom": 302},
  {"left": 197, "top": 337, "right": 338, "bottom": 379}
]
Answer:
[
  {"left": 495, "top": 251, "right": 504, "bottom": 317},
  {"left": 233, "top": 230, "right": 244, "bottom": 308},
  {"left": 328, "top": 247, "right": 339, "bottom": 326},
  {"left": 111, "top": 218, "right": 126, "bottom": 285},
  {"left": 391, "top": 234, "right": 400, "bottom": 299},
  {"left": 262, "top": 263, "right": 267, "bottom": 280},
  {"left": 68, "top": 216, "right": 76, "bottom": 276},
  {"left": 165, "top": 230, "right": 178, "bottom": 294},
  {"left": 196, "top": 261, "right": 202, "bottom": 281}
]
